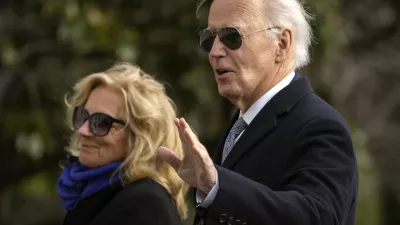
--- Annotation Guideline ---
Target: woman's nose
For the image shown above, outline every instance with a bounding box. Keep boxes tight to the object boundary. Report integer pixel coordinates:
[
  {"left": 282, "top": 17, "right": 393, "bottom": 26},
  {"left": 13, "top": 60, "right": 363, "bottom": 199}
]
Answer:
[{"left": 78, "top": 120, "right": 92, "bottom": 136}]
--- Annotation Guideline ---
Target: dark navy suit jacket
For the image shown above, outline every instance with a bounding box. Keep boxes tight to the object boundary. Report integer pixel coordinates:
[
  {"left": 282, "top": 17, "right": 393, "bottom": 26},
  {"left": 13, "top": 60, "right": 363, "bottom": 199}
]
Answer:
[
  {"left": 63, "top": 178, "right": 181, "bottom": 225},
  {"left": 195, "top": 73, "right": 358, "bottom": 225}
]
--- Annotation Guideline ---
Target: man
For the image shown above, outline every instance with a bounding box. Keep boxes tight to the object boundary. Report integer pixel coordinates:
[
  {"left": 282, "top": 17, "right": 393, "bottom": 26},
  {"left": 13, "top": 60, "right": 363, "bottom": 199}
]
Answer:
[{"left": 158, "top": 0, "right": 358, "bottom": 224}]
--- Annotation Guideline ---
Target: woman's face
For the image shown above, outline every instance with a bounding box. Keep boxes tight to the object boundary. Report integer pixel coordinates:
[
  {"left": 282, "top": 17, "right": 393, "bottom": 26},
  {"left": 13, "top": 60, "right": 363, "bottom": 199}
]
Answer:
[{"left": 76, "top": 85, "right": 128, "bottom": 168}]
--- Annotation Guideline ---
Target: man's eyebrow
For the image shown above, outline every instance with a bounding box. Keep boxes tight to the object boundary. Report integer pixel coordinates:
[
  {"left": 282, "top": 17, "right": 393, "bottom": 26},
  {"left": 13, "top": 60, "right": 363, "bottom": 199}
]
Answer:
[{"left": 206, "top": 23, "right": 244, "bottom": 30}]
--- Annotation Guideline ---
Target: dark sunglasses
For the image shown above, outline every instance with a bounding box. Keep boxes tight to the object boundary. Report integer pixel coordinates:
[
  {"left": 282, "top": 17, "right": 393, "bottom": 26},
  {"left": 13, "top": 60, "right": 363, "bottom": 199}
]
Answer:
[
  {"left": 72, "top": 106, "right": 126, "bottom": 136},
  {"left": 198, "top": 26, "right": 280, "bottom": 52}
]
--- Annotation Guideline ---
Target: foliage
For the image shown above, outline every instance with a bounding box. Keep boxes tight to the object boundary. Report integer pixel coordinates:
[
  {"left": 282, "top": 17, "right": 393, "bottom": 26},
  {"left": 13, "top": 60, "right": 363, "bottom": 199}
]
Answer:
[{"left": 0, "top": 0, "right": 399, "bottom": 224}]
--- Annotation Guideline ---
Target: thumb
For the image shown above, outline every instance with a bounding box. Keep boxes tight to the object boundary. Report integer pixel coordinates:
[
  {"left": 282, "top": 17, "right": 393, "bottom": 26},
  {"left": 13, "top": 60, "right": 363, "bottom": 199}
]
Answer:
[{"left": 157, "top": 146, "right": 182, "bottom": 170}]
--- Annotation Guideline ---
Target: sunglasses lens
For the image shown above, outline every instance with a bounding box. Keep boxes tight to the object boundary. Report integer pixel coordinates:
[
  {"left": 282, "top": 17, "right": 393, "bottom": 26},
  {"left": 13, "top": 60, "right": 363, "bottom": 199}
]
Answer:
[
  {"left": 73, "top": 106, "right": 88, "bottom": 130},
  {"left": 199, "top": 28, "right": 243, "bottom": 52},
  {"left": 90, "top": 113, "right": 113, "bottom": 136},
  {"left": 219, "top": 27, "right": 242, "bottom": 50},
  {"left": 199, "top": 30, "right": 215, "bottom": 52}
]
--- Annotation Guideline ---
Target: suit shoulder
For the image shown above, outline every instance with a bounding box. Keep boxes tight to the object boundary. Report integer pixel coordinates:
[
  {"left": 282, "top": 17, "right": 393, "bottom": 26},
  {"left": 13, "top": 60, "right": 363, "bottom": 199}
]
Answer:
[
  {"left": 88, "top": 179, "right": 181, "bottom": 225},
  {"left": 296, "top": 92, "right": 348, "bottom": 127},
  {"left": 113, "top": 178, "right": 173, "bottom": 204}
]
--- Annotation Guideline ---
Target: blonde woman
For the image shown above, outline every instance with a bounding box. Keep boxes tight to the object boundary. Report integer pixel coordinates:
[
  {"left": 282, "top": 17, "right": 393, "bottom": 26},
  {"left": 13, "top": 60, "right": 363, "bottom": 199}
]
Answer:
[{"left": 56, "top": 62, "right": 188, "bottom": 225}]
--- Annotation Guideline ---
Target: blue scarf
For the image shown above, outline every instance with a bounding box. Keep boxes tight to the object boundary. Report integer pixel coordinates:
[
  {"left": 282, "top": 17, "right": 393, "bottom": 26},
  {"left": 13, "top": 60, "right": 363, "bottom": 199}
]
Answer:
[{"left": 56, "top": 157, "right": 122, "bottom": 211}]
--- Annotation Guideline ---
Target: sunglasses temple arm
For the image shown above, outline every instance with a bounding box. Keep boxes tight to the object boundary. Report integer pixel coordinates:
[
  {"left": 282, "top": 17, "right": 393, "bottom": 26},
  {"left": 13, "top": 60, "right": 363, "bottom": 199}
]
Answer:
[{"left": 242, "top": 26, "right": 281, "bottom": 38}]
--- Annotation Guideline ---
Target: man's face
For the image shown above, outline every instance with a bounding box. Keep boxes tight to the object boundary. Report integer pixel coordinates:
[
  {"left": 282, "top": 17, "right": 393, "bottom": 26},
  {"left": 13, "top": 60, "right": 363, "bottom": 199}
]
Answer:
[{"left": 207, "top": 0, "right": 279, "bottom": 108}]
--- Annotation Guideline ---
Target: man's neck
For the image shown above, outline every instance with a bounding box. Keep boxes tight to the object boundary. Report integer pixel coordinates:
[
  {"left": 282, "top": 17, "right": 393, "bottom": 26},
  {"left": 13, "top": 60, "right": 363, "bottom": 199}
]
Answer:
[{"left": 235, "top": 65, "right": 295, "bottom": 112}]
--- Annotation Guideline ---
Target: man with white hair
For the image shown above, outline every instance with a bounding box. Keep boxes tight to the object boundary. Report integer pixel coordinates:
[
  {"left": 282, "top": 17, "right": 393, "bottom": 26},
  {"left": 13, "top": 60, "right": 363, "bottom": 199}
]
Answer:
[{"left": 158, "top": 0, "right": 358, "bottom": 224}]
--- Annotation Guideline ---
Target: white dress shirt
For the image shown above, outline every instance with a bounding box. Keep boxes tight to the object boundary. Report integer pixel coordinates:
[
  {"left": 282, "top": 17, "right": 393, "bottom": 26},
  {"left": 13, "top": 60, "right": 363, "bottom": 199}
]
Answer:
[{"left": 196, "top": 71, "right": 296, "bottom": 207}]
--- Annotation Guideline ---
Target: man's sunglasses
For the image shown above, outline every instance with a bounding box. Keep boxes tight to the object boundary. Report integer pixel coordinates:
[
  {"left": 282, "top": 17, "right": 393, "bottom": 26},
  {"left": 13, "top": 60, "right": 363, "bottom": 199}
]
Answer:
[
  {"left": 198, "top": 26, "right": 280, "bottom": 52},
  {"left": 72, "top": 106, "right": 126, "bottom": 136}
]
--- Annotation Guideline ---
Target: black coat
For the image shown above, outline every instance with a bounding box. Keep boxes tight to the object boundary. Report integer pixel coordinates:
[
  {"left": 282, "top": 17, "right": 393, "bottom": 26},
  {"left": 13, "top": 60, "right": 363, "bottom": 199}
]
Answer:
[
  {"left": 63, "top": 178, "right": 182, "bottom": 225},
  {"left": 194, "top": 75, "right": 358, "bottom": 225}
]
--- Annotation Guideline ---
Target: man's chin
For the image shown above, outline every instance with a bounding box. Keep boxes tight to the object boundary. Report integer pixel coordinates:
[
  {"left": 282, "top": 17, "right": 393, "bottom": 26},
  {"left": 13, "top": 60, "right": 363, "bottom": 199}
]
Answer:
[{"left": 218, "top": 87, "right": 238, "bottom": 99}]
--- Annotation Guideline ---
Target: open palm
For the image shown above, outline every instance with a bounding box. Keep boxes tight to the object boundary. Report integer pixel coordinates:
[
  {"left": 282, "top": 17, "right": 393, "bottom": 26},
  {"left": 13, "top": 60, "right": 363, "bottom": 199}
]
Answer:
[{"left": 157, "top": 118, "right": 216, "bottom": 194}]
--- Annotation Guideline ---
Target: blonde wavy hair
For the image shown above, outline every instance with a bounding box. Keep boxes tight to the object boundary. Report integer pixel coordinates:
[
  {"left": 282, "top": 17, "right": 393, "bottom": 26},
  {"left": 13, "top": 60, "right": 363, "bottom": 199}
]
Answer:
[{"left": 64, "top": 62, "right": 188, "bottom": 219}]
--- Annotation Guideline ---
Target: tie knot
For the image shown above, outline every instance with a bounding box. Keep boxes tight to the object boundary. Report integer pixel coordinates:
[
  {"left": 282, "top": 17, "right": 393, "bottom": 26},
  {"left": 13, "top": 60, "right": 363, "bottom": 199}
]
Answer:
[{"left": 231, "top": 117, "right": 247, "bottom": 137}]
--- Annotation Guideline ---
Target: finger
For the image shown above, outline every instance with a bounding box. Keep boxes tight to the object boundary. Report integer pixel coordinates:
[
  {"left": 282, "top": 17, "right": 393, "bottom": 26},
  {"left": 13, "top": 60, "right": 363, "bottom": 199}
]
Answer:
[
  {"left": 182, "top": 128, "right": 210, "bottom": 163},
  {"left": 174, "top": 118, "right": 180, "bottom": 127},
  {"left": 180, "top": 118, "right": 194, "bottom": 135},
  {"left": 182, "top": 127, "right": 199, "bottom": 150},
  {"left": 157, "top": 146, "right": 182, "bottom": 170},
  {"left": 190, "top": 141, "right": 204, "bottom": 158},
  {"left": 177, "top": 118, "right": 186, "bottom": 131},
  {"left": 179, "top": 118, "right": 199, "bottom": 143},
  {"left": 175, "top": 118, "right": 190, "bottom": 146},
  {"left": 178, "top": 119, "right": 206, "bottom": 153},
  {"left": 177, "top": 118, "right": 207, "bottom": 160},
  {"left": 191, "top": 140, "right": 211, "bottom": 161}
]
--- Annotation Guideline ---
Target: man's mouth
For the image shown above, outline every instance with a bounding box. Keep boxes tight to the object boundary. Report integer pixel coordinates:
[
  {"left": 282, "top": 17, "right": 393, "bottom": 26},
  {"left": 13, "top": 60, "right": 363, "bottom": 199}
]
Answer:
[{"left": 216, "top": 69, "right": 231, "bottom": 75}]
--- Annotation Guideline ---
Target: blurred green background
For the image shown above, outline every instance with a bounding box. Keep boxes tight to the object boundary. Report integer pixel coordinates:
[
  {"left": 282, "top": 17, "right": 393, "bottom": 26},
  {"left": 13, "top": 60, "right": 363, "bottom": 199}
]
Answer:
[{"left": 0, "top": 0, "right": 399, "bottom": 224}]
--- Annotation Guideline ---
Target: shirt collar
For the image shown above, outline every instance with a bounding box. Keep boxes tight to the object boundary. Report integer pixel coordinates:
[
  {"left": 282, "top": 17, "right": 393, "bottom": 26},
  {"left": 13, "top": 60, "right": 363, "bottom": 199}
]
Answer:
[{"left": 240, "top": 71, "right": 296, "bottom": 125}]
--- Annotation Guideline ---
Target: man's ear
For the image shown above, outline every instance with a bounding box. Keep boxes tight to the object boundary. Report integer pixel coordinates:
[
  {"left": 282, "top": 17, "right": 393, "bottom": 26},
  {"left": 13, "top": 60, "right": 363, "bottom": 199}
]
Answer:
[{"left": 275, "top": 29, "right": 293, "bottom": 63}]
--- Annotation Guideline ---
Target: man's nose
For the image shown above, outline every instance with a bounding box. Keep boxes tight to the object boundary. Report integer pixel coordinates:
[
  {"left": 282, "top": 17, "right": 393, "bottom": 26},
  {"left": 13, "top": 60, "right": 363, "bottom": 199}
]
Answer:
[{"left": 209, "top": 36, "right": 227, "bottom": 57}]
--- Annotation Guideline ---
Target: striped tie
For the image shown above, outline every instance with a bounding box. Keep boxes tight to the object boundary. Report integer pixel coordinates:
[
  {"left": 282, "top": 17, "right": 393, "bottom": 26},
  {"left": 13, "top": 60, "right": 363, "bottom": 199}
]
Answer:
[{"left": 221, "top": 117, "right": 247, "bottom": 163}]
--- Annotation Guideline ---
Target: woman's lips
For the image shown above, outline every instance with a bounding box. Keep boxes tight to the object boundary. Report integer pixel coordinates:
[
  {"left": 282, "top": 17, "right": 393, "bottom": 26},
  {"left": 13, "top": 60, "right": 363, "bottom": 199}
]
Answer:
[{"left": 80, "top": 144, "right": 99, "bottom": 153}]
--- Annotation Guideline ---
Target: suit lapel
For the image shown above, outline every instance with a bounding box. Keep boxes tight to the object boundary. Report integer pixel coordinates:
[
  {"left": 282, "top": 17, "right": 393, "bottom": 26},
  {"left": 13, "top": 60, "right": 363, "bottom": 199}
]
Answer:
[
  {"left": 221, "top": 101, "right": 278, "bottom": 168},
  {"left": 219, "top": 75, "right": 313, "bottom": 169},
  {"left": 63, "top": 184, "right": 122, "bottom": 225}
]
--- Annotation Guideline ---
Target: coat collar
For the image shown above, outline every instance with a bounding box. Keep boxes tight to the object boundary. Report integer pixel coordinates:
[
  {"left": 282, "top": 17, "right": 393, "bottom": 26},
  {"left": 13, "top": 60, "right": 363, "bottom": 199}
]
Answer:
[{"left": 213, "top": 74, "right": 313, "bottom": 168}]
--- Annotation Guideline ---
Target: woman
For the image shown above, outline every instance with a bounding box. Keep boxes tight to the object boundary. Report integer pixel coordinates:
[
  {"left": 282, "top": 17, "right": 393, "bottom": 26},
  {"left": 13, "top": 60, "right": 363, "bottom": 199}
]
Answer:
[{"left": 57, "top": 62, "right": 188, "bottom": 225}]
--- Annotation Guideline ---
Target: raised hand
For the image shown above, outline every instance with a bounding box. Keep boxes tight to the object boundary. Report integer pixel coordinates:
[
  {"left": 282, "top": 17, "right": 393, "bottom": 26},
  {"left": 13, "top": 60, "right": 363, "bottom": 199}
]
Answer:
[{"left": 157, "top": 118, "right": 216, "bottom": 194}]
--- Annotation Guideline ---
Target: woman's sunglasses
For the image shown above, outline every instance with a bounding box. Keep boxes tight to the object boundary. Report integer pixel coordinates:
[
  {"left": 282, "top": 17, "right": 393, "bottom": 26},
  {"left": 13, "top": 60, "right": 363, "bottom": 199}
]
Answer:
[
  {"left": 72, "top": 106, "right": 126, "bottom": 136},
  {"left": 198, "top": 26, "right": 280, "bottom": 52}
]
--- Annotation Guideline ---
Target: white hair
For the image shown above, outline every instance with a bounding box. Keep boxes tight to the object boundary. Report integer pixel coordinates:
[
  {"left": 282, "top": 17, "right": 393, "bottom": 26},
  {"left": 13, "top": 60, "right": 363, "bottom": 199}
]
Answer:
[
  {"left": 263, "top": 0, "right": 313, "bottom": 68},
  {"left": 197, "top": 0, "right": 314, "bottom": 69}
]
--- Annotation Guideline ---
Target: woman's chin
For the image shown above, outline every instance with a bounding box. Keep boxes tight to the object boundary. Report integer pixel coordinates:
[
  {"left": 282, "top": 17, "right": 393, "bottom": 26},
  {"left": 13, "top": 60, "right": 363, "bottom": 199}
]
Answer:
[{"left": 78, "top": 155, "right": 100, "bottom": 168}]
